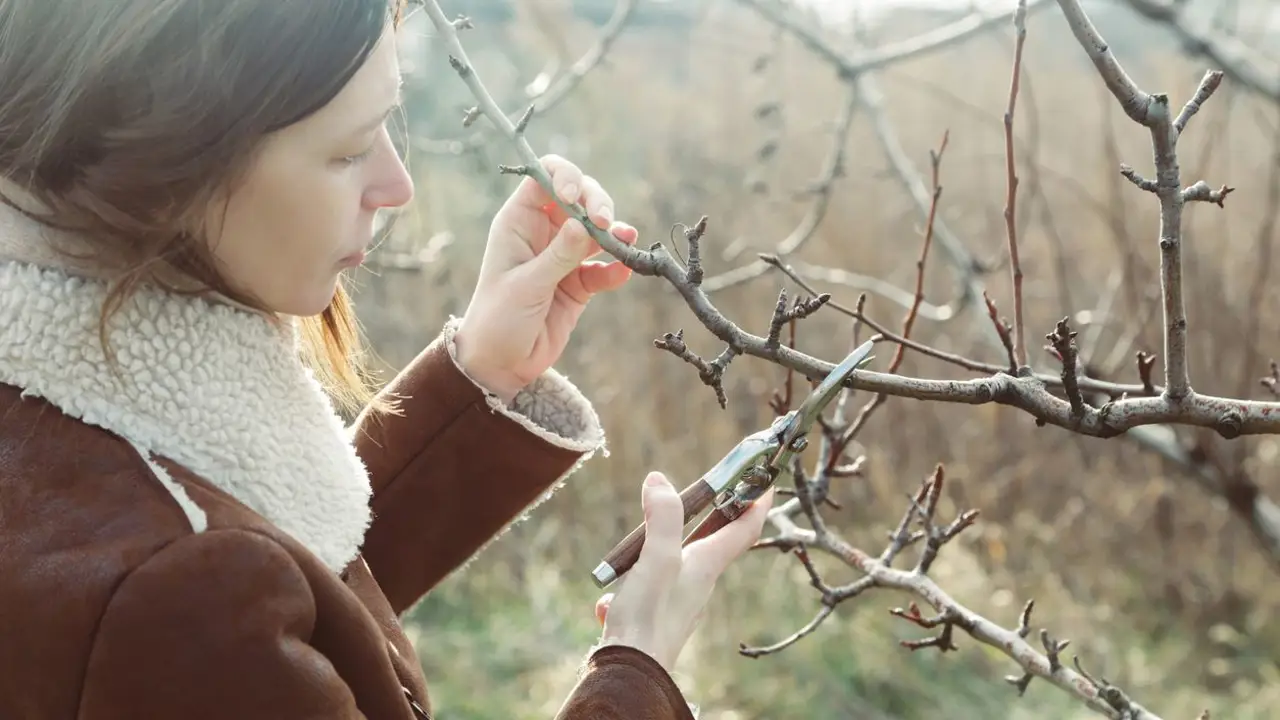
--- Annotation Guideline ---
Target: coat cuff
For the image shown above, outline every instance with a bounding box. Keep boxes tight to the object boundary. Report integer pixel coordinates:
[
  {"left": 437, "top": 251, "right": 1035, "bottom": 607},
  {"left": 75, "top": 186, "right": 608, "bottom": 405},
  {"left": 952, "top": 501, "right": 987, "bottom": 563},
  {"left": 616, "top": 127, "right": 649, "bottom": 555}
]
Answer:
[
  {"left": 354, "top": 317, "right": 610, "bottom": 612},
  {"left": 557, "top": 645, "right": 698, "bottom": 719},
  {"left": 440, "top": 316, "right": 606, "bottom": 457}
]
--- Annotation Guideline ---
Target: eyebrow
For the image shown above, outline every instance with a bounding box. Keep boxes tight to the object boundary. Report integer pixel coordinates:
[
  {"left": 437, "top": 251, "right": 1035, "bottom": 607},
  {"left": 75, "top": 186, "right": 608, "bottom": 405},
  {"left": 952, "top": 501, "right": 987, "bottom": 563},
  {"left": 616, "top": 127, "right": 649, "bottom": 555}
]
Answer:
[{"left": 353, "top": 79, "right": 405, "bottom": 134}]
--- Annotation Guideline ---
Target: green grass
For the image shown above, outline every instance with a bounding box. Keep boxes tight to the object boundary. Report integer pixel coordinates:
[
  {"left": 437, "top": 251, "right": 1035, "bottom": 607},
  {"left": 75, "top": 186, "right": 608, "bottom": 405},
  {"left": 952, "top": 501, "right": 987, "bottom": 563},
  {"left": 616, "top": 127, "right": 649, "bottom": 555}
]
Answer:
[{"left": 404, "top": 548, "right": 1280, "bottom": 719}]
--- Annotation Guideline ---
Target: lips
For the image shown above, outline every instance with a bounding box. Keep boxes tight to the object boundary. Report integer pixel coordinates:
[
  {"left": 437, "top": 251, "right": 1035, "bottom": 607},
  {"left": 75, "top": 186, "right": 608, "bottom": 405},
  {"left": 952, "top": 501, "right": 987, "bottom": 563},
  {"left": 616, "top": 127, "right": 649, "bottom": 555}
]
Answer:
[{"left": 338, "top": 249, "right": 367, "bottom": 268}]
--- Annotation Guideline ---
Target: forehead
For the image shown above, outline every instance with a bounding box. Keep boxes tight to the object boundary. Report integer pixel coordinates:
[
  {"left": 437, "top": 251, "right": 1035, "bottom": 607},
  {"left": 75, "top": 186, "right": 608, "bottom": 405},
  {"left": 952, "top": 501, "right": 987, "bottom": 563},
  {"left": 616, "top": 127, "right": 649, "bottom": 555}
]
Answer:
[{"left": 298, "top": 28, "right": 402, "bottom": 132}]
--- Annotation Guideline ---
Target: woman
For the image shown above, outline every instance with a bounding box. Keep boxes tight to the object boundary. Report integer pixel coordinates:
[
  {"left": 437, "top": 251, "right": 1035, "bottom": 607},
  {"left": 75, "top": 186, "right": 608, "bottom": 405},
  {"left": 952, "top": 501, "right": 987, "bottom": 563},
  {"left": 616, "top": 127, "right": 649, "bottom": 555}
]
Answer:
[{"left": 0, "top": 1, "right": 774, "bottom": 718}]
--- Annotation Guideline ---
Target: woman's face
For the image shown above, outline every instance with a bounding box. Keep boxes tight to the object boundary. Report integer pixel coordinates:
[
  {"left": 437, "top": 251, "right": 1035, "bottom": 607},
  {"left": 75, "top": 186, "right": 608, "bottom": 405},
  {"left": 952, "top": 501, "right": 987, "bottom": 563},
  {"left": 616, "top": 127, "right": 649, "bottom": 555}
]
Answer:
[{"left": 201, "top": 25, "right": 414, "bottom": 317}]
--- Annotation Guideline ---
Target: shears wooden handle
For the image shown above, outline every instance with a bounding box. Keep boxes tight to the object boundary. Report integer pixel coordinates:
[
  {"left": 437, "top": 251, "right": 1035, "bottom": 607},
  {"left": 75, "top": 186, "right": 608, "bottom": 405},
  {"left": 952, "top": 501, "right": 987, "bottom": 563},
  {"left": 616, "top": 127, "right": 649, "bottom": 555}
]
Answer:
[{"left": 590, "top": 477, "right": 720, "bottom": 588}]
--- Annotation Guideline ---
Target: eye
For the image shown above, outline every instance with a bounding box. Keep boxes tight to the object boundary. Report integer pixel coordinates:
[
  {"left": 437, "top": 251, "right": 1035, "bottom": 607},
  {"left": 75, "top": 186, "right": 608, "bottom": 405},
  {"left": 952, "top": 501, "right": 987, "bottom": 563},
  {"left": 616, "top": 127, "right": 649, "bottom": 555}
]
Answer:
[{"left": 339, "top": 144, "right": 376, "bottom": 166}]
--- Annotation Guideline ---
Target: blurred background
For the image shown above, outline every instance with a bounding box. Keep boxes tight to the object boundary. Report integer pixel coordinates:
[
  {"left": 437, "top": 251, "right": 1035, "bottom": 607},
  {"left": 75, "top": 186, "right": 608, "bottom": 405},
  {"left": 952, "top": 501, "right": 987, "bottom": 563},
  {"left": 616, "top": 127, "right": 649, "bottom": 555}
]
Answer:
[{"left": 349, "top": 0, "right": 1280, "bottom": 717}]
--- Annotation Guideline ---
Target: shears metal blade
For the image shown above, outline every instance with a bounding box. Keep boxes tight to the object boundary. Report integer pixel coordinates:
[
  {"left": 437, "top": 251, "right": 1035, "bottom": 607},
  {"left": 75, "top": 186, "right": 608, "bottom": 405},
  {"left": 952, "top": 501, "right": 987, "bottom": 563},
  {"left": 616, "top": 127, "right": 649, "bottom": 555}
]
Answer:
[{"left": 590, "top": 340, "right": 876, "bottom": 588}]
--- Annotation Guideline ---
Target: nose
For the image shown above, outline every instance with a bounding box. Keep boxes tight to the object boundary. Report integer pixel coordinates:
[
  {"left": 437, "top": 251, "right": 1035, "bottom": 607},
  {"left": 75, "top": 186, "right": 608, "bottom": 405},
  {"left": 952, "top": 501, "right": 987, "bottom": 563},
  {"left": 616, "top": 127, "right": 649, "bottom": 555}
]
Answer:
[{"left": 364, "top": 148, "right": 415, "bottom": 210}]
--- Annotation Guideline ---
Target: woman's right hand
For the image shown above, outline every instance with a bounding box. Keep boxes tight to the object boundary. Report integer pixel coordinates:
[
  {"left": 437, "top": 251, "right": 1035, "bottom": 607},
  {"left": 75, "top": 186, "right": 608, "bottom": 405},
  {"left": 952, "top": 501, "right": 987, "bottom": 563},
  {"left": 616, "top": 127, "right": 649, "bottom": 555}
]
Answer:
[{"left": 592, "top": 470, "right": 775, "bottom": 671}]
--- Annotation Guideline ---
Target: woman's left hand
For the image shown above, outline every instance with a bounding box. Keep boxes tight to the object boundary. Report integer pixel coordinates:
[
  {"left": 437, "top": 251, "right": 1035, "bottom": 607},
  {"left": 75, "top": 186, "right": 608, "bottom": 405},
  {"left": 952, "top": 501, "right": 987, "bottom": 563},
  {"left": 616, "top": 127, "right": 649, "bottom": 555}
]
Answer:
[{"left": 453, "top": 154, "right": 638, "bottom": 403}]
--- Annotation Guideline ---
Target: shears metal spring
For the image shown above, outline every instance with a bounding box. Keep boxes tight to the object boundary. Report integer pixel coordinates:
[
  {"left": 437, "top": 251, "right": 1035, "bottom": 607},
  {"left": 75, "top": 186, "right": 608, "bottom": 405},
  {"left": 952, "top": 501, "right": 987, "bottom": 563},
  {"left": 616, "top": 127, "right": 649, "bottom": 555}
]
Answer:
[{"left": 590, "top": 340, "right": 876, "bottom": 588}]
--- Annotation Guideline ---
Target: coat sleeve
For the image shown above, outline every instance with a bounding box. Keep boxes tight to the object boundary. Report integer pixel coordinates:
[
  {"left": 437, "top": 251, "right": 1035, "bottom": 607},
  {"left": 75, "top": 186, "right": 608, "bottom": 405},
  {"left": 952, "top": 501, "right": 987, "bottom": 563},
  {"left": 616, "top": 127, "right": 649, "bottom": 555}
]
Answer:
[
  {"left": 77, "top": 529, "right": 368, "bottom": 720},
  {"left": 348, "top": 317, "right": 608, "bottom": 614},
  {"left": 554, "top": 646, "right": 699, "bottom": 720}
]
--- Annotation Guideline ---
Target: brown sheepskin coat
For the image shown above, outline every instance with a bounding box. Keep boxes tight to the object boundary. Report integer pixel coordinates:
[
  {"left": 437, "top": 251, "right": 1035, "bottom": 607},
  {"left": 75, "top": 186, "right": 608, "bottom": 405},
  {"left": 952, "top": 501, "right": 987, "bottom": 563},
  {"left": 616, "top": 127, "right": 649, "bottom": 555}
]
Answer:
[{"left": 0, "top": 201, "right": 697, "bottom": 719}]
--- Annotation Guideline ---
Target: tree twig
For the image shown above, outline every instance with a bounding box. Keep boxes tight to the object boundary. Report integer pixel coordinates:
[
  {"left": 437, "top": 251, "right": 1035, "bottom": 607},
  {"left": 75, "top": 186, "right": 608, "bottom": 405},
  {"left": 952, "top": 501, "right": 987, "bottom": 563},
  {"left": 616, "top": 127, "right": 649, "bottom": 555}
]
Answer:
[{"left": 1003, "top": 0, "right": 1030, "bottom": 368}]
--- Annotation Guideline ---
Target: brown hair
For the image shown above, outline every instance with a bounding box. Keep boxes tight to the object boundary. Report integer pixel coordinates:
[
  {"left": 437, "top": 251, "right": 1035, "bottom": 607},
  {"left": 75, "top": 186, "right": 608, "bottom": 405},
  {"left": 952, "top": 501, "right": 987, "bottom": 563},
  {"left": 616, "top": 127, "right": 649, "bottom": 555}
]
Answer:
[{"left": 0, "top": 0, "right": 412, "bottom": 416}]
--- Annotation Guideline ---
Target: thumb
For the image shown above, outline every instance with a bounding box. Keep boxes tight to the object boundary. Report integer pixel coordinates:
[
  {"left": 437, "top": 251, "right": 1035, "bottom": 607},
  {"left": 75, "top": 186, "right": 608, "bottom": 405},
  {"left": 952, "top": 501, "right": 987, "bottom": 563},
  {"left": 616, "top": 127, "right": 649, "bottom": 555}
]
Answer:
[
  {"left": 626, "top": 472, "right": 685, "bottom": 593},
  {"left": 595, "top": 593, "right": 613, "bottom": 626},
  {"left": 524, "top": 217, "right": 594, "bottom": 291}
]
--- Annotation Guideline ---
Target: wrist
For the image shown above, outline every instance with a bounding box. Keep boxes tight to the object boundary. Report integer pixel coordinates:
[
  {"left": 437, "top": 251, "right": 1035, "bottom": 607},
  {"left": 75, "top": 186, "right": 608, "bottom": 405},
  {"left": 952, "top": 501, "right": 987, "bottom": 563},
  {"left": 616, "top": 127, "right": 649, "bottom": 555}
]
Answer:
[
  {"left": 596, "top": 635, "right": 676, "bottom": 672},
  {"left": 452, "top": 325, "right": 523, "bottom": 404}
]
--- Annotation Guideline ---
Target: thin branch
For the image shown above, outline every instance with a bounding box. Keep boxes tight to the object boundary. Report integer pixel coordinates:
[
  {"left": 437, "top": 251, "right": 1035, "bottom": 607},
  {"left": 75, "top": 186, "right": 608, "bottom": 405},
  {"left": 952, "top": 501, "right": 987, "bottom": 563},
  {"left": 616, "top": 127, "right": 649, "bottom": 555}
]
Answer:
[
  {"left": 755, "top": 467, "right": 1166, "bottom": 719},
  {"left": 1054, "top": 0, "right": 1231, "bottom": 401},
  {"left": 1003, "top": 0, "right": 1030, "bottom": 368},
  {"left": 733, "top": 0, "right": 1054, "bottom": 80},
  {"left": 766, "top": 256, "right": 959, "bottom": 322},
  {"left": 840, "top": 130, "right": 949, "bottom": 445},
  {"left": 703, "top": 0, "right": 1053, "bottom": 295},
  {"left": 415, "top": 0, "right": 638, "bottom": 155},
  {"left": 1122, "top": 0, "right": 1280, "bottom": 104},
  {"left": 760, "top": 252, "right": 1164, "bottom": 399},
  {"left": 700, "top": 83, "right": 857, "bottom": 292}
]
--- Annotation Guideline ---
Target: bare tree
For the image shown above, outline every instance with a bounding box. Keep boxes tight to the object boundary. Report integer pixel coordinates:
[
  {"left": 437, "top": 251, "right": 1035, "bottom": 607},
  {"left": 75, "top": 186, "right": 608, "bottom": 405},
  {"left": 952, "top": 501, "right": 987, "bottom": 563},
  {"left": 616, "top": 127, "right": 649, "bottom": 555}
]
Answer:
[{"left": 410, "top": 0, "right": 1280, "bottom": 717}]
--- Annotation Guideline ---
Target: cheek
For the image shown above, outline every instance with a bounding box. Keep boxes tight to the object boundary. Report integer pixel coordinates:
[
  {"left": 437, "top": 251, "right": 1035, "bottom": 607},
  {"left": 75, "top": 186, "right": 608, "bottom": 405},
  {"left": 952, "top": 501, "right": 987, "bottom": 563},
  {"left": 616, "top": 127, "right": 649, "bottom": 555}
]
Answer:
[{"left": 207, "top": 177, "right": 353, "bottom": 315}]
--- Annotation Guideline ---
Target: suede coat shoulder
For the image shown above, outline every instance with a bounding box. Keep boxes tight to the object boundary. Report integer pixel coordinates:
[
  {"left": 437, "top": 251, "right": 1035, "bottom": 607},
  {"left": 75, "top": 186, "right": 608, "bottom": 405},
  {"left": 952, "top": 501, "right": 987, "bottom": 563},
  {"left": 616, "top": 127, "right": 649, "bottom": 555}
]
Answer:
[{"left": 0, "top": 203, "right": 696, "bottom": 720}]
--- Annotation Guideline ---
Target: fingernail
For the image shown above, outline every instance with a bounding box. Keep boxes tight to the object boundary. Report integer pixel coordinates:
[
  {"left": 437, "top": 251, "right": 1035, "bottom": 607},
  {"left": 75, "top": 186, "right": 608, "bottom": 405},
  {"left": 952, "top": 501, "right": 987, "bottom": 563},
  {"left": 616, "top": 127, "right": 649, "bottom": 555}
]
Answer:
[{"left": 645, "top": 472, "right": 665, "bottom": 487}]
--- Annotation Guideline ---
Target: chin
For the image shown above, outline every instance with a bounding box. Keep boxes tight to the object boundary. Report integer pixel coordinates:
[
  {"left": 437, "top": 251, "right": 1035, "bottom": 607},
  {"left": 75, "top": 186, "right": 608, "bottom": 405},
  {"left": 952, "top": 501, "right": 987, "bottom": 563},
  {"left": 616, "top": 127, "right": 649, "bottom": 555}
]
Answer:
[{"left": 275, "top": 276, "right": 343, "bottom": 318}]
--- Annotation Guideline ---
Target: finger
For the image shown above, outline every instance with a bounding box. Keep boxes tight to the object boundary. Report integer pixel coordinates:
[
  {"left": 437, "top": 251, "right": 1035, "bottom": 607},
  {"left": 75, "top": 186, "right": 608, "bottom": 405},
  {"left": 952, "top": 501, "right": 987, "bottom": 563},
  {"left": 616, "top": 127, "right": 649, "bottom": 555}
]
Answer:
[
  {"left": 626, "top": 472, "right": 685, "bottom": 596},
  {"left": 595, "top": 593, "right": 614, "bottom": 626},
  {"left": 541, "top": 222, "right": 640, "bottom": 303},
  {"left": 608, "top": 222, "right": 639, "bottom": 247},
  {"left": 682, "top": 488, "right": 776, "bottom": 580},
  {"left": 578, "top": 174, "right": 614, "bottom": 230},
  {"left": 555, "top": 175, "right": 613, "bottom": 261},
  {"left": 582, "top": 220, "right": 639, "bottom": 261},
  {"left": 523, "top": 217, "right": 595, "bottom": 291},
  {"left": 575, "top": 260, "right": 632, "bottom": 297},
  {"left": 505, "top": 154, "right": 583, "bottom": 214}
]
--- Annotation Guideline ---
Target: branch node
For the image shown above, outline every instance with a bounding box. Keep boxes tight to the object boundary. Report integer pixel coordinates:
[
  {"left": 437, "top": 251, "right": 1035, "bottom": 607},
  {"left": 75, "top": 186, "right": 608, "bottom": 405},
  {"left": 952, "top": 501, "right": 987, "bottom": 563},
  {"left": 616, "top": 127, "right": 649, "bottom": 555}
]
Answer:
[
  {"left": 766, "top": 289, "right": 831, "bottom": 349},
  {"left": 1015, "top": 598, "right": 1035, "bottom": 638},
  {"left": 1182, "top": 180, "right": 1235, "bottom": 207},
  {"left": 1119, "top": 164, "right": 1158, "bottom": 193},
  {"left": 447, "top": 54, "right": 470, "bottom": 78},
  {"left": 1136, "top": 351, "right": 1158, "bottom": 395},
  {"left": 1005, "top": 672, "right": 1034, "bottom": 696},
  {"left": 1260, "top": 360, "right": 1280, "bottom": 398},
  {"left": 1040, "top": 628, "right": 1070, "bottom": 673},
  {"left": 654, "top": 329, "right": 737, "bottom": 409},
  {"left": 514, "top": 105, "right": 535, "bottom": 135},
  {"left": 982, "top": 291, "right": 1018, "bottom": 374},
  {"left": 1046, "top": 317, "right": 1086, "bottom": 417},
  {"left": 682, "top": 216, "right": 708, "bottom": 286}
]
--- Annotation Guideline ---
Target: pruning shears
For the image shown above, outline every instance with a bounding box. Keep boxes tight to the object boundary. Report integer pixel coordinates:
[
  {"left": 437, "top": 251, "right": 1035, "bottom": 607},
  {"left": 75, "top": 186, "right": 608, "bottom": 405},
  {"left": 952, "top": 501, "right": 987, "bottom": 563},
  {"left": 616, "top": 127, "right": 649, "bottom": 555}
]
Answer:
[{"left": 590, "top": 339, "right": 877, "bottom": 588}]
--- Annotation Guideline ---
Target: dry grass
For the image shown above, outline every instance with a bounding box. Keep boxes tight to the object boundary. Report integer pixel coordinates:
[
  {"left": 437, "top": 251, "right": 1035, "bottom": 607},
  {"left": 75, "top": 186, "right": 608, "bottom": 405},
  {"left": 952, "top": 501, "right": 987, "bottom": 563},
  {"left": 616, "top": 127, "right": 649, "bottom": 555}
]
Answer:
[{"left": 345, "top": 5, "right": 1280, "bottom": 717}]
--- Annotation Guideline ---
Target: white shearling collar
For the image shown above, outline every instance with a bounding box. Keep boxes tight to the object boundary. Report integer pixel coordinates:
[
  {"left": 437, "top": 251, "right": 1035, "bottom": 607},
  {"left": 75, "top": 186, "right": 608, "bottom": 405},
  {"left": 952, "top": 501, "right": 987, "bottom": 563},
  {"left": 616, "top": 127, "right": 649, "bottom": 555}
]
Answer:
[{"left": 0, "top": 259, "right": 373, "bottom": 573}]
